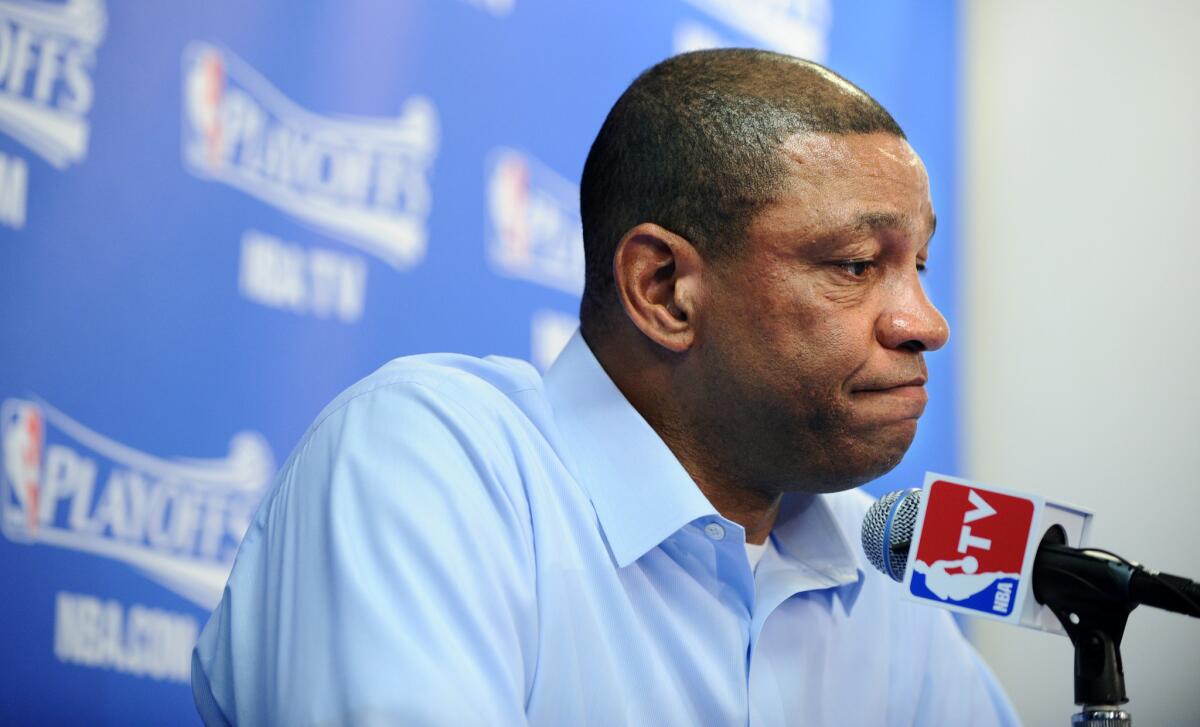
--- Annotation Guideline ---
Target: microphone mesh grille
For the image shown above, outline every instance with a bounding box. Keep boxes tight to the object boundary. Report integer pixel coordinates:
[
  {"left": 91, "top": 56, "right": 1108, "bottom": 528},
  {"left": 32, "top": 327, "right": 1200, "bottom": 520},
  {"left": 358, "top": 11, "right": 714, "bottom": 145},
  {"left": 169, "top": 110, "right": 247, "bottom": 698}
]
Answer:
[{"left": 861, "top": 489, "right": 922, "bottom": 582}]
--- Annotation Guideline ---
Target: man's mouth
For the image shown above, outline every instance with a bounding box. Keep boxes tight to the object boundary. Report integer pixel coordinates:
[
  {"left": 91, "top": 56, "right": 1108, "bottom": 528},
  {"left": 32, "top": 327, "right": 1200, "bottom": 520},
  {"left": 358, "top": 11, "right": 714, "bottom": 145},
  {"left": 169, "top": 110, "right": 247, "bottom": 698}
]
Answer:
[
  {"left": 852, "top": 376, "right": 928, "bottom": 393},
  {"left": 850, "top": 378, "right": 929, "bottom": 418}
]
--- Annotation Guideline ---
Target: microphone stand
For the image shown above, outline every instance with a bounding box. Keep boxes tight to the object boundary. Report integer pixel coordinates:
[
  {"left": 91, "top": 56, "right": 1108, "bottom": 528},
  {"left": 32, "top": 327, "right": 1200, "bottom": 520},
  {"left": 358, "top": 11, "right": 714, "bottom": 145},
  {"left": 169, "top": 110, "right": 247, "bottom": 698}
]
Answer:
[{"left": 1033, "top": 528, "right": 1133, "bottom": 727}]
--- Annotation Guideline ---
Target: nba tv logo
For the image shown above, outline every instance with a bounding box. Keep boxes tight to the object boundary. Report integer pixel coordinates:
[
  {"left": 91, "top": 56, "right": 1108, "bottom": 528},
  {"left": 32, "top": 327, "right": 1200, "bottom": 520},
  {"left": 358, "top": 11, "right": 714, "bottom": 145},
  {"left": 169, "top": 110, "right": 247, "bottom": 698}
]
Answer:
[{"left": 908, "top": 480, "right": 1035, "bottom": 617}]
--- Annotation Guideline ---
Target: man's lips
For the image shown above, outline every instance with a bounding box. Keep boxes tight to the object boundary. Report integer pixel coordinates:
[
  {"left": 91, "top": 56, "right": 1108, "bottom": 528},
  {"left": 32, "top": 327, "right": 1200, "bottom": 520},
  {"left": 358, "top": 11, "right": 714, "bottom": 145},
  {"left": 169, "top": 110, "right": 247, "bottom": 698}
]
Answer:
[
  {"left": 850, "top": 379, "right": 929, "bottom": 417},
  {"left": 864, "top": 384, "right": 928, "bottom": 403},
  {"left": 851, "top": 377, "right": 928, "bottom": 394}
]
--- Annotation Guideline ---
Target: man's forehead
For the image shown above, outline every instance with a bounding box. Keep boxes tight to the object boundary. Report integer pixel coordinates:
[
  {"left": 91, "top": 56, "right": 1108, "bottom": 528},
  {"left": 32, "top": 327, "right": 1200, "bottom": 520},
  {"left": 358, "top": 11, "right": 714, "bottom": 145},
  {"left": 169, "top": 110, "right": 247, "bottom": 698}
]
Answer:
[
  {"left": 747, "top": 132, "right": 936, "bottom": 242},
  {"left": 780, "top": 131, "right": 924, "bottom": 175}
]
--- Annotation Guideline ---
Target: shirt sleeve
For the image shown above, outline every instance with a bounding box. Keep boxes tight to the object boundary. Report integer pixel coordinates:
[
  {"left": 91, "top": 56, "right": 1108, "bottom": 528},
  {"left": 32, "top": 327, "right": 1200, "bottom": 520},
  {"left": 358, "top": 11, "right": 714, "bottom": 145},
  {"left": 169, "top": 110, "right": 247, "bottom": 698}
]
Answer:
[
  {"left": 192, "top": 378, "right": 538, "bottom": 726},
  {"left": 912, "top": 611, "right": 1022, "bottom": 727}
]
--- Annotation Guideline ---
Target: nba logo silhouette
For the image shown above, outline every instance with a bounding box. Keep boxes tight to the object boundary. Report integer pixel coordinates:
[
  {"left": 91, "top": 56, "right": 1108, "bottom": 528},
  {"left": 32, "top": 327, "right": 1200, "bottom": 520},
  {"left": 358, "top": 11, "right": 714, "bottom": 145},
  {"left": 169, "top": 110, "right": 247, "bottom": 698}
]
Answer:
[
  {"left": 907, "top": 479, "right": 1036, "bottom": 617},
  {"left": 182, "top": 45, "right": 227, "bottom": 171},
  {"left": 1, "top": 400, "right": 45, "bottom": 538}
]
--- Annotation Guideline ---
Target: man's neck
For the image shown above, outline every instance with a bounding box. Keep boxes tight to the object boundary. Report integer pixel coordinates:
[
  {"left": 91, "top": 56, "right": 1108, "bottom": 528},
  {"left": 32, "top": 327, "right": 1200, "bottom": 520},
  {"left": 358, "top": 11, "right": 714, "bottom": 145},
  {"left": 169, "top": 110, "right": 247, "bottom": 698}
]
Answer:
[
  {"left": 587, "top": 326, "right": 786, "bottom": 545},
  {"left": 648, "top": 420, "right": 783, "bottom": 544},
  {"left": 698, "top": 482, "right": 781, "bottom": 545}
]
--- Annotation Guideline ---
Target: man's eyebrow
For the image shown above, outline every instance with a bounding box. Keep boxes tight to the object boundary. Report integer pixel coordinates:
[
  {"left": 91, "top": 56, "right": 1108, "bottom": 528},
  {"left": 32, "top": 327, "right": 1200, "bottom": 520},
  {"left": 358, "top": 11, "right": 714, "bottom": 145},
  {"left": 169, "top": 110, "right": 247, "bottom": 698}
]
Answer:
[
  {"left": 852, "top": 211, "right": 938, "bottom": 239},
  {"left": 854, "top": 211, "right": 906, "bottom": 231}
]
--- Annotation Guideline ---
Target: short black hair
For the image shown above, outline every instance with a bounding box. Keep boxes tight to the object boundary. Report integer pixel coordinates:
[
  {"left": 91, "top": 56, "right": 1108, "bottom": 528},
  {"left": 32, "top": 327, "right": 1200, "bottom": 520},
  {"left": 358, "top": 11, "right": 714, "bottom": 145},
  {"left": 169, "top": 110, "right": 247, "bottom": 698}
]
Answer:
[{"left": 578, "top": 48, "right": 905, "bottom": 334}]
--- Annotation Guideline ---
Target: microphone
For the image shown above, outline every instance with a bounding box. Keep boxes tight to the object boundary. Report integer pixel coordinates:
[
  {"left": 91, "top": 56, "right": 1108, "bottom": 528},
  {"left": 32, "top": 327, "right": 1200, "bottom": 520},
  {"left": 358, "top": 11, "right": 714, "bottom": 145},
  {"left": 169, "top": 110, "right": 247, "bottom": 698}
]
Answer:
[
  {"left": 866, "top": 477, "right": 1199, "bottom": 724},
  {"left": 862, "top": 488, "right": 1200, "bottom": 619}
]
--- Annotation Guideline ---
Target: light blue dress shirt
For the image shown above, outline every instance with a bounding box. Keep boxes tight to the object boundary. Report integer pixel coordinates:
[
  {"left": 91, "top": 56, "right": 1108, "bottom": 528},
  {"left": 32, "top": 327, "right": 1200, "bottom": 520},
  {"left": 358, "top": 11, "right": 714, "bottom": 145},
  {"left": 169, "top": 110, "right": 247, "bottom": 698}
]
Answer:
[{"left": 193, "top": 331, "right": 1020, "bottom": 726}]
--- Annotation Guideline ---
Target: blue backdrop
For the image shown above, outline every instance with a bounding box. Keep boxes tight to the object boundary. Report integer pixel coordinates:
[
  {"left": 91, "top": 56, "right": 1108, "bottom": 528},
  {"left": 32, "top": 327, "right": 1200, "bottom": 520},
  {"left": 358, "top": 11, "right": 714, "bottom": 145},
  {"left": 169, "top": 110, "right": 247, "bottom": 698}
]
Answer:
[{"left": 0, "top": 1, "right": 958, "bottom": 722}]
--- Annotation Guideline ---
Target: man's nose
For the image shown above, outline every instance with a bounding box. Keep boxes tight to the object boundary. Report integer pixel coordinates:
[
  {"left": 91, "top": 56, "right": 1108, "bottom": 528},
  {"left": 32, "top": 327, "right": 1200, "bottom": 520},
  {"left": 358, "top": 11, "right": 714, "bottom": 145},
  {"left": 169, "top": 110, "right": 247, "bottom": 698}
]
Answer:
[{"left": 875, "top": 277, "right": 950, "bottom": 353}]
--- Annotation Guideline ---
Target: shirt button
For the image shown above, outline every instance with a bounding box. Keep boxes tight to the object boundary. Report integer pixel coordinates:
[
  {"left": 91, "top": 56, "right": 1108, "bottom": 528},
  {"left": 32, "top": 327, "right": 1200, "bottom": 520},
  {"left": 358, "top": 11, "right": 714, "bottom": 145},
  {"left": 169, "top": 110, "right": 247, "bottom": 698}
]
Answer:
[{"left": 703, "top": 522, "right": 726, "bottom": 541}]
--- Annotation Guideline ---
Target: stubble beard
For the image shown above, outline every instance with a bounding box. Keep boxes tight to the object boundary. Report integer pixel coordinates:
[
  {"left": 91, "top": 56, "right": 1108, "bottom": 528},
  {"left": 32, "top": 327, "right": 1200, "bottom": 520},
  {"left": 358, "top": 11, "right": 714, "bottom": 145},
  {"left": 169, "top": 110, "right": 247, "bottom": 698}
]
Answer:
[{"left": 691, "top": 371, "right": 916, "bottom": 496}]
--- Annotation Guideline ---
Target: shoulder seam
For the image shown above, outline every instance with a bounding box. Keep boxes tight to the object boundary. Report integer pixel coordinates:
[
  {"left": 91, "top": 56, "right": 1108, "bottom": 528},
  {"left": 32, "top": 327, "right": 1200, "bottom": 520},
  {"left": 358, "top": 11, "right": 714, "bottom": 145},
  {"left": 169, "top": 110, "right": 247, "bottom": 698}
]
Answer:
[{"left": 308, "top": 372, "right": 535, "bottom": 437}]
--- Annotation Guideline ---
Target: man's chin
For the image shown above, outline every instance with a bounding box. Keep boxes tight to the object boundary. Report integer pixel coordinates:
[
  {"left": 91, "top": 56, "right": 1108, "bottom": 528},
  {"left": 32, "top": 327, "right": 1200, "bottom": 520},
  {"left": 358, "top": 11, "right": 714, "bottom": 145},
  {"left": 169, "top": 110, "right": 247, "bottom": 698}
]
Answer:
[
  {"left": 752, "top": 417, "right": 918, "bottom": 494},
  {"left": 816, "top": 426, "right": 917, "bottom": 492}
]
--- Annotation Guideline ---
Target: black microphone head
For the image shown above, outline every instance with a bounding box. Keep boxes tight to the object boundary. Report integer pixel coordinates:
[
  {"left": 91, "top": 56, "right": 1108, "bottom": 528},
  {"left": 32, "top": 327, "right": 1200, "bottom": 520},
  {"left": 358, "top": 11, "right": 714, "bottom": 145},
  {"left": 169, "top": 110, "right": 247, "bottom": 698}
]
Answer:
[{"left": 861, "top": 488, "right": 923, "bottom": 582}]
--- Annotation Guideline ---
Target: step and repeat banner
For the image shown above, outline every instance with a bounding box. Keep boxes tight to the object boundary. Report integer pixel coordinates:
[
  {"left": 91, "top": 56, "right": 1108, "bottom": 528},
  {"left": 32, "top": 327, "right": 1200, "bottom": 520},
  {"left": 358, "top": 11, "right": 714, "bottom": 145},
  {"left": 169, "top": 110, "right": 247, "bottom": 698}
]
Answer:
[{"left": 0, "top": 1, "right": 957, "bottom": 722}]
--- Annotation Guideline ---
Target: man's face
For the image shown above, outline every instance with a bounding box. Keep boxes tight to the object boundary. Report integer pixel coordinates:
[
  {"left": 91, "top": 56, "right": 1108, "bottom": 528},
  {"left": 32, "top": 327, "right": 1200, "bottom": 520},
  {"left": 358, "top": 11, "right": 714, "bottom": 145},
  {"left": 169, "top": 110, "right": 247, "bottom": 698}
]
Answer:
[{"left": 689, "top": 132, "right": 948, "bottom": 493}]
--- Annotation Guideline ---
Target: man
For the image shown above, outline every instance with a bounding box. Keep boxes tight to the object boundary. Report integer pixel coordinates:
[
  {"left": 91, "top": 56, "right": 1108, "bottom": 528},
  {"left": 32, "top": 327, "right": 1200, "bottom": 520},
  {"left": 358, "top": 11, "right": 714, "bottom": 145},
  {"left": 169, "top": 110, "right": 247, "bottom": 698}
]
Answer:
[{"left": 193, "top": 49, "right": 1019, "bottom": 726}]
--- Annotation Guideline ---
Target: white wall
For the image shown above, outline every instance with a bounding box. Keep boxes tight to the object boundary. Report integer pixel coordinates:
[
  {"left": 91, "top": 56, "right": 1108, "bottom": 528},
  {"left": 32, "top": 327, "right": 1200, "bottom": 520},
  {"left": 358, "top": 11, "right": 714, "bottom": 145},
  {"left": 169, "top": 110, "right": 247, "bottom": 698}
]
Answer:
[{"left": 963, "top": 1, "right": 1200, "bottom": 724}]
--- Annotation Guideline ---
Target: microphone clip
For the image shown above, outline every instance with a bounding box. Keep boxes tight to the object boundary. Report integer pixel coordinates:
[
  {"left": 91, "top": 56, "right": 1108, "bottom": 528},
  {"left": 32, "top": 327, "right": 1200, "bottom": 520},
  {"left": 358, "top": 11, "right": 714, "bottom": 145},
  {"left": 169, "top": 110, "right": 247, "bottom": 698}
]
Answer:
[{"left": 1034, "top": 526, "right": 1134, "bottom": 726}]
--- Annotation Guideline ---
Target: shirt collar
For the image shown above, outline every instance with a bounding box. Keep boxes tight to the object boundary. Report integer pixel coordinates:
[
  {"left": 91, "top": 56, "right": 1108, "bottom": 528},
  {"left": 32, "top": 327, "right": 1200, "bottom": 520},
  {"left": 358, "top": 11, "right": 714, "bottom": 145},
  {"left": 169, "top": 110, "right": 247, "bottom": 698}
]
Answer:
[
  {"left": 769, "top": 493, "right": 866, "bottom": 612},
  {"left": 544, "top": 331, "right": 716, "bottom": 567},
  {"left": 543, "top": 329, "right": 868, "bottom": 610}
]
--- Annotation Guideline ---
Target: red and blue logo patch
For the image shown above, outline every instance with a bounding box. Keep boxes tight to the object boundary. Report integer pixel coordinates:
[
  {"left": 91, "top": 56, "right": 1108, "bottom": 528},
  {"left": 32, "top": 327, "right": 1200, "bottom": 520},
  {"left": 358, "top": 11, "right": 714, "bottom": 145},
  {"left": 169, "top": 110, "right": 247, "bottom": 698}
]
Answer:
[{"left": 909, "top": 480, "right": 1035, "bottom": 616}]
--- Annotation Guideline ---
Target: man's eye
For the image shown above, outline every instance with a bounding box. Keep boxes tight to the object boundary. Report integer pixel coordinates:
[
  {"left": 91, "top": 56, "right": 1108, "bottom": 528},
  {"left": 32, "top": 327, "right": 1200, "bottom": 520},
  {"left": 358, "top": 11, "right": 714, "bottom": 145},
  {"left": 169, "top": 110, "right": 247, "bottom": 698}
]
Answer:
[
  {"left": 917, "top": 261, "right": 928, "bottom": 275},
  {"left": 838, "top": 260, "right": 873, "bottom": 277}
]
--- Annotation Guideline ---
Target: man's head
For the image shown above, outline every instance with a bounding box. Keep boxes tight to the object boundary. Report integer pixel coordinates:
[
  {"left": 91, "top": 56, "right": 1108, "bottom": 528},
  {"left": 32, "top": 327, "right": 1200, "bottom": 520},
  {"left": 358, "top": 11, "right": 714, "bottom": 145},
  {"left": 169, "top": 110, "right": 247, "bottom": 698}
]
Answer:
[
  {"left": 580, "top": 49, "right": 948, "bottom": 496},
  {"left": 580, "top": 48, "right": 905, "bottom": 333}
]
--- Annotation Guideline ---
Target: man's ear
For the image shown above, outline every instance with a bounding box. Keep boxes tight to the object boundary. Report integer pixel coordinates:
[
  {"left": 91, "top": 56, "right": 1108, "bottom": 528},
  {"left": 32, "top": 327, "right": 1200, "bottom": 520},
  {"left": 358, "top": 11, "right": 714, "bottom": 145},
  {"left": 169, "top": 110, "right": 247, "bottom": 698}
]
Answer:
[{"left": 612, "top": 223, "right": 702, "bottom": 353}]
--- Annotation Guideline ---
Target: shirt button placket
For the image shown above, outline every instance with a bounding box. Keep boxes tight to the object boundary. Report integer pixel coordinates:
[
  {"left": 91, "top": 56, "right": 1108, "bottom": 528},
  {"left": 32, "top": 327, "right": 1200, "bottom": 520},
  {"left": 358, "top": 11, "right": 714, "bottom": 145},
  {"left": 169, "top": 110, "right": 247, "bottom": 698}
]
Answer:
[{"left": 703, "top": 522, "right": 726, "bottom": 541}]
